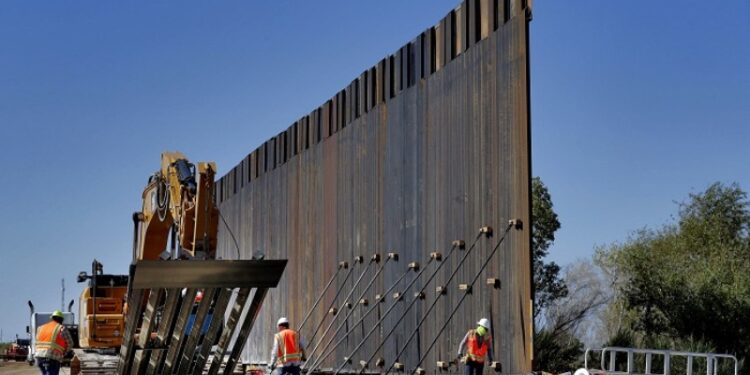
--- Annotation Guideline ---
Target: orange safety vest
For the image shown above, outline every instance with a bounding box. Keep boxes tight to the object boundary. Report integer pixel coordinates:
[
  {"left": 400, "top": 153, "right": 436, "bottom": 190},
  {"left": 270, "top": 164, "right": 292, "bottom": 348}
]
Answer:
[
  {"left": 275, "top": 329, "right": 303, "bottom": 366},
  {"left": 465, "top": 329, "right": 491, "bottom": 363},
  {"left": 35, "top": 321, "right": 69, "bottom": 358}
]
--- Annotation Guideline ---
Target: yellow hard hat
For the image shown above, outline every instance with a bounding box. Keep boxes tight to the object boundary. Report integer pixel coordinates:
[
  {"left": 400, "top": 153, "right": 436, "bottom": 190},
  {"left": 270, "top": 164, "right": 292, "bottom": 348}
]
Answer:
[{"left": 52, "top": 310, "right": 64, "bottom": 319}]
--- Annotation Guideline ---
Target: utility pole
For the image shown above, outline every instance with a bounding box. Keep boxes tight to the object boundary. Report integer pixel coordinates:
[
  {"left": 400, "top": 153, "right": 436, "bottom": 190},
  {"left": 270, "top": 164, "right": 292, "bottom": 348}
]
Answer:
[{"left": 61, "top": 278, "right": 65, "bottom": 312}]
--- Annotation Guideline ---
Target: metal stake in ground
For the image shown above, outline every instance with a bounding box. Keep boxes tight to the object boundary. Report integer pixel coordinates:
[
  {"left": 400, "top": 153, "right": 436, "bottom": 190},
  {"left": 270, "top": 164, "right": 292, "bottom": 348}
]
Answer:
[
  {"left": 382, "top": 226, "right": 494, "bottom": 375},
  {"left": 407, "top": 221, "right": 517, "bottom": 375}
]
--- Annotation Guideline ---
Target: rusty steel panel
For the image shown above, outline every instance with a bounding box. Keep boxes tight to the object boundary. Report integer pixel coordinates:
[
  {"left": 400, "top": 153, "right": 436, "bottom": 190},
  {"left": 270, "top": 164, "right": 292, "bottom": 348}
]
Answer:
[
  {"left": 375, "top": 59, "right": 385, "bottom": 104},
  {"left": 260, "top": 143, "right": 266, "bottom": 175},
  {"left": 240, "top": 155, "right": 248, "bottom": 188},
  {"left": 423, "top": 28, "right": 435, "bottom": 76},
  {"left": 414, "top": 35, "right": 423, "bottom": 83},
  {"left": 254, "top": 150, "right": 260, "bottom": 181},
  {"left": 399, "top": 45, "right": 408, "bottom": 91},
  {"left": 309, "top": 110, "right": 319, "bottom": 146},
  {"left": 455, "top": 3, "right": 466, "bottom": 55},
  {"left": 304, "top": 115, "right": 311, "bottom": 151},
  {"left": 480, "top": 0, "right": 494, "bottom": 38},
  {"left": 344, "top": 83, "right": 352, "bottom": 126},
  {"left": 444, "top": 10, "right": 456, "bottom": 62},
  {"left": 322, "top": 100, "right": 332, "bottom": 139},
  {"left": 384, "top": 55, "right": 393, "bottom": 100},
  {"left": 367, "top": 66, "right": 376, "bottom": 111},
  {"left": 357, "top": 72, "right": 365, "bottom": 117},
  {"left": 435, "top": 21, "right": 444, "bottom": 72},
  {"left": 216, "top": 1, "right": 532, "bottom": 373},
  {"left": 467, "top": 0, "right": 480, "bottom": 47},
  {"left": 394, "top": 49, "right": 403, "bottom": 94}
]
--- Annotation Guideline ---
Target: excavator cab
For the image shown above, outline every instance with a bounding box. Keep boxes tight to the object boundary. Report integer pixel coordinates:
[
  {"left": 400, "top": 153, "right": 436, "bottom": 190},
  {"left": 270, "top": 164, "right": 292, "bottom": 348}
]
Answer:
[{"left": 77, "top": 260, "right": 128, "bottom": 349}]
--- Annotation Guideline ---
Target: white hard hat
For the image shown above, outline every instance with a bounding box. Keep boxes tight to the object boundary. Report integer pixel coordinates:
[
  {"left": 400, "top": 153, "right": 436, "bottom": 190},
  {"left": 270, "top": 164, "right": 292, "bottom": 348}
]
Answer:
[
  {"left": 277, "top": 317, "right": 289, "bottom": 326},
  {"left": 477, "top": 318, "right": 490, "bottom": 329}
]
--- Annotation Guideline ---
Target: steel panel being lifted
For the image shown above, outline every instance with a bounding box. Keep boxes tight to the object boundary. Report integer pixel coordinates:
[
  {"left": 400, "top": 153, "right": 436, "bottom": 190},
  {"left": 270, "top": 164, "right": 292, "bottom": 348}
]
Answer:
[
  {"left": 216, "top": 1, "right": 532, "bottom": 374},
  {"left": 129, "top": 260, "right": 287, "bottom": 289},
  {"left": 118, "top": 260, "right": 287, "bottom": 375}
]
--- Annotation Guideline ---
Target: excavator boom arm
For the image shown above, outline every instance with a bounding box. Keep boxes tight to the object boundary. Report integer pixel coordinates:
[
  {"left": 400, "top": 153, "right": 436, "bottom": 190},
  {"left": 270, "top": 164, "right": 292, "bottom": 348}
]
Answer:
[{"left": 135, "top": 151, "right": 219, "bottom": 261}]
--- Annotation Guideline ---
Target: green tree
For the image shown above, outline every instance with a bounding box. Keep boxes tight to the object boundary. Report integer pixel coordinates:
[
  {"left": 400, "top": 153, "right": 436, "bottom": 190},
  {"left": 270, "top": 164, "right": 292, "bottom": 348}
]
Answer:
[
  {"left": 532, "top": 177, "right": 567, "bottom": 319},
  {"left": 534, "top": 330, "right": 584, "bottom": 373},
  {"left": 532, "top": 177, "right": 584, "bottom": 372},
  {"left": 597, "top": 182, "right": 750, "bottom": 367}
]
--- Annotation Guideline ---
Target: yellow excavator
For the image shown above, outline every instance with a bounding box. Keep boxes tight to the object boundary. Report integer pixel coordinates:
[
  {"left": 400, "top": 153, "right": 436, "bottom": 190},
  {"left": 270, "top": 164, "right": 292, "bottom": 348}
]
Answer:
[
  {"left": 76, "top": 152, "right": 218, "bottom": 351},
  {"left": 134, "top": 151, "right": 219, "bottom": 262},
  {"left": 72, "top": 152, "right": 285, "bottom": 374}
]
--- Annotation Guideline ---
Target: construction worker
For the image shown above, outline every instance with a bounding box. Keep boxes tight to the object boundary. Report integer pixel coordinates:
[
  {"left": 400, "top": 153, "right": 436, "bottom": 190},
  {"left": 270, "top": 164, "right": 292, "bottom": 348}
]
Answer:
[
  {"left": 457, "top": 318, "right": 493, "bottom": 375},
  {"left": 269, "top": 317, "right": 305, "bottom": 375},
  {"left": 35, "top": 310, "right": 74, "bottom": 375}
]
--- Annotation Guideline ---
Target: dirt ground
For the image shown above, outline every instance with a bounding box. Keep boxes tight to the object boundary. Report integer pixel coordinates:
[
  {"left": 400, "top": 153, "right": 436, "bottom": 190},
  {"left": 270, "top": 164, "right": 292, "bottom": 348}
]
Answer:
[{"left": 0, "top": 360, "right": 74, "bottom": 375}]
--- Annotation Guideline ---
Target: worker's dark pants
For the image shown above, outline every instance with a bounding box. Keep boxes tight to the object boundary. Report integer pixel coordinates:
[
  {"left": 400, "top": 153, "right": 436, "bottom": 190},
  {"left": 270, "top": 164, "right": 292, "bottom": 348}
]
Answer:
[
  {"left": 36, "top": 358, "right": 61, "bottom": 375},
  {"left": 464, "top": 360, "right": 484, "bottom": 375},
  {"left": 279, "top": 365, "right": 301, "bottom": 375}
]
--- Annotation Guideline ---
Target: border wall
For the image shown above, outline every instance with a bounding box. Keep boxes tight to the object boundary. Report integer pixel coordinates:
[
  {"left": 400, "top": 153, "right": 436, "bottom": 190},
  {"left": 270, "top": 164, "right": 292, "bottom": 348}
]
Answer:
[{"left": 216, "top": 1, "right": 532, "bottom": 373}]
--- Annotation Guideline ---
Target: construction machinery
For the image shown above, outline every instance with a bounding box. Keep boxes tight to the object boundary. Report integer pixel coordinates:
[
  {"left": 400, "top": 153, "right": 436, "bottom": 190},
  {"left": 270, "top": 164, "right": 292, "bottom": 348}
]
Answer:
[
  {"left": 26, "top": 300, "right": 77, "bottom": 366},
  {"left": 68, "top": 151, "right": 286, "bottom": 374},
  {"left": 1, "top": 336, "right": 30, "bottom": 362},
  {"left": 76, "top": 260, "right": 128, "bottom": 349},
  {"left": 134, "top": 151, "right": 219, "bottom": 262}
]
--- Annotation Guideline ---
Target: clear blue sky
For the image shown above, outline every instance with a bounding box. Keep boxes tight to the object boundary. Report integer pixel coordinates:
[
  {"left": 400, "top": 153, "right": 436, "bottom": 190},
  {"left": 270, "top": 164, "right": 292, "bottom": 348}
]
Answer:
[{"left": 1, "top": 1, "right": 748, "bottom": 341}]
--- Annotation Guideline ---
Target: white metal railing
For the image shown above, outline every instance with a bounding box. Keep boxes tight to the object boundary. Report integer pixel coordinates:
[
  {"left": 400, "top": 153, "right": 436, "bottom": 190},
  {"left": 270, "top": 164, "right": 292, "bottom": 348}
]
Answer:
[{"left": 582, "top": 347, "right": 739, "bottom": 375}]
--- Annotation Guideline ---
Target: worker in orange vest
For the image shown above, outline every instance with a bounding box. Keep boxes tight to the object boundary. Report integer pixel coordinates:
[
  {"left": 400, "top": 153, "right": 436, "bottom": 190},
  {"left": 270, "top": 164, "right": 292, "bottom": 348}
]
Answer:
[
  {"left": 35, "top": 310, "right": 74, "bottom": 375},
  {"left": 269, "top": 317, "right": 306, "bottom": 375},
  {"left": 457, "top": 318, "right": 494, "bottom": 375}
]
